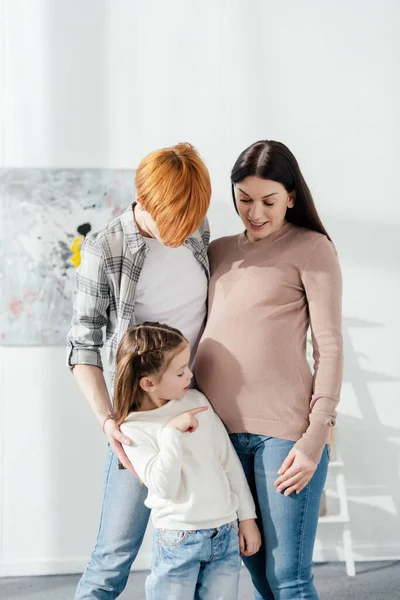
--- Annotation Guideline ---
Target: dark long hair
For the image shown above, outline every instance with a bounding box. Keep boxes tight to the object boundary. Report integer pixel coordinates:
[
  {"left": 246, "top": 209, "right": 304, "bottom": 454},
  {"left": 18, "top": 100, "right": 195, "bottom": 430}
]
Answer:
[
  {"left": 114, "top": 322, "right": 187, "bottom": 425},
  {"left": 231, "top": 140, "right": 331, "bottom": 240}
]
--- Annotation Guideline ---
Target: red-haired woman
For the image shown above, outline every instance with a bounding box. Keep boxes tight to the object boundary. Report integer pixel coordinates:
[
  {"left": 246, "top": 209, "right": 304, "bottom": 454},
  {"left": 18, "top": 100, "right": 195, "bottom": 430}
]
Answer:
[{"left": 67, "top": 143, "right": 211, "bottom": 599}]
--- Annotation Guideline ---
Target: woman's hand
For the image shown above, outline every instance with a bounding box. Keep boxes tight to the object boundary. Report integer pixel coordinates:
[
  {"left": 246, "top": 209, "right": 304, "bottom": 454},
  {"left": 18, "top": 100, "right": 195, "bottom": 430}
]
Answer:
[
  {"left": 103, "top": 417, "right": 138, "bottom": 477},
  {"left": 274, "top": 447, "right": 317, "bottom": 496},
  {"left": 166, "top": 406, "right": 209, "bottom": 433},
  {"left": 239, "top": 519, "right": 262, "bottom": 556}
]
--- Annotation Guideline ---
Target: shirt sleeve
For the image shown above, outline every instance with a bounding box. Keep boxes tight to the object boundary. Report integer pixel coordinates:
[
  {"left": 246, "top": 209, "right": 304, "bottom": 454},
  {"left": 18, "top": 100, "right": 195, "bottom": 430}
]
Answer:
[
  {"left": 121, "top": 424, "right": 183, "bottom": 500},
  {"left": 66, "top": 234, "right": 110, "bottom": 371},
  {"left": 295, "top": 236, "right": 343, "bottom": 463},
  {"left": 212, "top": 409, "right": 257, "bottom": 521}
]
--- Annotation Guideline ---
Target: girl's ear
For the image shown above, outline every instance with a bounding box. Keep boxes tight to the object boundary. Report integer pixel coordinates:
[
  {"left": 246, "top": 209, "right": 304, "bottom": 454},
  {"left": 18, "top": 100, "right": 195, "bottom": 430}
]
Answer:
[
  {"left": 139, "top": 376, "right": 156, "bottom": 393},
  {"left": 288, "top": 191, "right": 296, "bottom": 208}
]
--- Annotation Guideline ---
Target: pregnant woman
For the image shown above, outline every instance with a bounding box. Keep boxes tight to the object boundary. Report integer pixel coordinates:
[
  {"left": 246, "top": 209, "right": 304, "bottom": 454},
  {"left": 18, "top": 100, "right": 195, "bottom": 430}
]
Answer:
[{"left": 195, "top": 140, "right": 343, "bottom": 599}]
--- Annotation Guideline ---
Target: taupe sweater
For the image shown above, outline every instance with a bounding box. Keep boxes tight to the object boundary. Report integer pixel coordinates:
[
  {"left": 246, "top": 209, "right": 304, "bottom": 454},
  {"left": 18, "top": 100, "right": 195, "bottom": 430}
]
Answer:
[{"left": 195, "top": 222, "right": 343, "bottom": 464}]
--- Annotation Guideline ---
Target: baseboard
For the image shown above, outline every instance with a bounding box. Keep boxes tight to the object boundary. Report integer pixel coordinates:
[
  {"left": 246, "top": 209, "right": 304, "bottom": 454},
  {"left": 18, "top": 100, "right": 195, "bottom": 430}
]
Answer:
[
  {"left": 0, "top": 552, "right": 152, "bottom": 578},
  {"left": 1, "top": 546, "right": 400, "bottom": 578},
  {"left": 313, "top": 543, "right": 400, "bottom": 563}
]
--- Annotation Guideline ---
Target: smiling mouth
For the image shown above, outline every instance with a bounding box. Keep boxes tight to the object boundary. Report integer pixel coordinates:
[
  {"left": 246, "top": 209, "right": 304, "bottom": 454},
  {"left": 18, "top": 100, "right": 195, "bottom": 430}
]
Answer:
[{"left": 249, "top": 220, "right": 268, "bottom": 228}]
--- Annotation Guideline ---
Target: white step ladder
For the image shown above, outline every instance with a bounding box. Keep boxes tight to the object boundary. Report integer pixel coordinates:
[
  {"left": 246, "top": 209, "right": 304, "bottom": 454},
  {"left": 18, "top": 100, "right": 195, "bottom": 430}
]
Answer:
[
  {"left": 307, "top": 336, "right": 355, "bottom": 576},
  {"left": 318, "top": 446, "right": 356, "bottom": 576}
]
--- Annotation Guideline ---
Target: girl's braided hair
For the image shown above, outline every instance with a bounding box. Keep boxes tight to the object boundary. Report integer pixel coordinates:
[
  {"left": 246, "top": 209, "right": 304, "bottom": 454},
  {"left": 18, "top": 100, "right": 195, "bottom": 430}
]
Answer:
[{"left": 114, "top": 321, "right": 187, "bottom": 425}]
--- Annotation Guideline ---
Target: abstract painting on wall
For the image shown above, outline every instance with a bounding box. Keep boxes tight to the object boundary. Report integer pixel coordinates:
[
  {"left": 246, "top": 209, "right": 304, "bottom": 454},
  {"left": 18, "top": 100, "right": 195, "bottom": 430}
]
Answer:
[{"left": 0, "top": 168, "right": 135, "bottom": 345}]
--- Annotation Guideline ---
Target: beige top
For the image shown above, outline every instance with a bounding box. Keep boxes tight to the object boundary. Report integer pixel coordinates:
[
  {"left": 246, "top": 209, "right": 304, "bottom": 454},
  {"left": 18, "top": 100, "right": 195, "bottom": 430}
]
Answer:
[{"left": 195, "top": 222, "right": 343, "bottom": 463}]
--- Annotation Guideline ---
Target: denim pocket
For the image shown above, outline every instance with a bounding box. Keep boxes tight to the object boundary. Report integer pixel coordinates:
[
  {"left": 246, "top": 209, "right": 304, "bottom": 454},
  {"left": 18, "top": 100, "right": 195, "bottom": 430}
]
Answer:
[
  {"left": 156, "top": 529, "right": 190, "bottom": 547},
  {"left": 231, "top": 520, "right": 239, "bottom": 533}
]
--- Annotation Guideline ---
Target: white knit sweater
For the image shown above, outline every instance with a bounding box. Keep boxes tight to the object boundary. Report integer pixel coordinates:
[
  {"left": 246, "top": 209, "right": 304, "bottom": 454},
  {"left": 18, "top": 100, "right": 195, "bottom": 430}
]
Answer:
[{"left": 121, "top": 389, "right": 256, "bottom": 530}]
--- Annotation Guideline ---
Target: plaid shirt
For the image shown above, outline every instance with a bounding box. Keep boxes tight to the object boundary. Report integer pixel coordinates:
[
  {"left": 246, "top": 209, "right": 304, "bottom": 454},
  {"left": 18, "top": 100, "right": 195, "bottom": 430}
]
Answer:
[{"left": 67, "top": 205, "right": 210, "bottom": 393}]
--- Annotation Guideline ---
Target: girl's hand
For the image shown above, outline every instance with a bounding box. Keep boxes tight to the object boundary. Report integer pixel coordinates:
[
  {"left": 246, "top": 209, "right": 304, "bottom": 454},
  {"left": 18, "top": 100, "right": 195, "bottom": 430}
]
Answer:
[
  {"left": 239, "top": 519, "right": 262, "bottom": 556},
  {"left": 166, "top": 406, "right": 208, "bottom": 433},
  {"left": 103, "top": 417, "right": 138, "bottom": 477},
  {"left": 274, "top": 447, "right": 317, "bottom": 496}
]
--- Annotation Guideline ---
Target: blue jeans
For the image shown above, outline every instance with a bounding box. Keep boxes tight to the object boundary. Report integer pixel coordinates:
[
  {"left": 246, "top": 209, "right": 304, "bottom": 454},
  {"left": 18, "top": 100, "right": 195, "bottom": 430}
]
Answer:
[
  {"left": 229, "top": 434, "right": 329, "bottom": 600},
  {"left": 74, "top": 446, "right": 151, "bottom": 599},
  {"left": 146, "top": 521, "right": 241, "bottom": 600}
]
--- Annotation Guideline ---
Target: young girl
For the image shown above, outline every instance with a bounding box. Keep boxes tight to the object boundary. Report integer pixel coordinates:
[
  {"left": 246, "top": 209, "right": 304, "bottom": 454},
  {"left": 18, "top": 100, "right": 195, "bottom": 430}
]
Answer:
[{"left": 114, "top": 321, "right": 261, "bottom": 600}]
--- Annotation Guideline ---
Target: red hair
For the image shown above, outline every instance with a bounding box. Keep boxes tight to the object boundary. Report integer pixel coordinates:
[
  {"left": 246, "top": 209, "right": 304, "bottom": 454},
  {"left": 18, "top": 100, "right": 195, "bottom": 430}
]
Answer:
[{"left": 135, "top": 143, "right": 211, "bottom": 247}]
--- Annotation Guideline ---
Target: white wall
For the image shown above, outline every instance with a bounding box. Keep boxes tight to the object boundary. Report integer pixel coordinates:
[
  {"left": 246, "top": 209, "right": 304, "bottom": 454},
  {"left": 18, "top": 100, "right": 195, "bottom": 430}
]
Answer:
[{"left": 1, "top": 0, "right": 399, "bottom": 576}]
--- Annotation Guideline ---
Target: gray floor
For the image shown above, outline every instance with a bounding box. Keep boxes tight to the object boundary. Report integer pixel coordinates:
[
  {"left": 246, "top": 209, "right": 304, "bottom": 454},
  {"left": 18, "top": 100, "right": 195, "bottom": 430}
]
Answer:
[{"left": 1, "top": 562, "right": 400, "bottom": 600}]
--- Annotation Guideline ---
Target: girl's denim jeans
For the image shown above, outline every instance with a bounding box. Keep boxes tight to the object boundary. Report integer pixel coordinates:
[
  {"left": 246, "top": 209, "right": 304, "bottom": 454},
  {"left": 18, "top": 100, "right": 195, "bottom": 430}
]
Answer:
[{"left": 146, "top": 521, "right": 241, "bottom": 599}]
